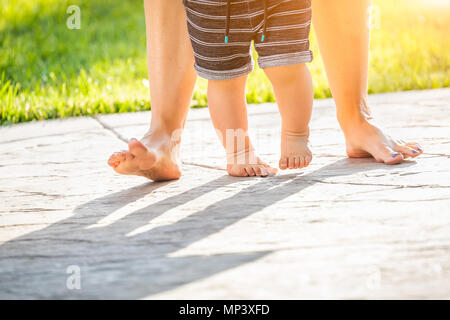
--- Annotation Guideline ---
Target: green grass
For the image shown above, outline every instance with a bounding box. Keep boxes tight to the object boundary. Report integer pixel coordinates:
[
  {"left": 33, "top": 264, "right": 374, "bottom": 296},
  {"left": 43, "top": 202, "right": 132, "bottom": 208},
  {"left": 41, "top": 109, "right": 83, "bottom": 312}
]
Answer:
[{"left": 1, "top": 0, "right": 449, "bottom": 125}]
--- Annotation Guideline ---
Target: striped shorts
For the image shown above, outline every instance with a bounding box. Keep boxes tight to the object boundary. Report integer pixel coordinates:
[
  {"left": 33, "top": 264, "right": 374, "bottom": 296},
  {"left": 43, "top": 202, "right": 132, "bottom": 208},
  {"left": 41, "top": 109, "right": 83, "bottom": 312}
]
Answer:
[{"left": 183, "top": 0, "right": 313, "bottom": 80}]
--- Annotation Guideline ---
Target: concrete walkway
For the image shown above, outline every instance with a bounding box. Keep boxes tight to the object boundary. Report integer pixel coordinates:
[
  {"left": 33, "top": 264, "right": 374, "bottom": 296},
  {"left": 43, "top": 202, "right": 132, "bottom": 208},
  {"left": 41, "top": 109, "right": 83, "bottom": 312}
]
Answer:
[{"left": 0, "top": 89, "right": 449, "bottom": 299}]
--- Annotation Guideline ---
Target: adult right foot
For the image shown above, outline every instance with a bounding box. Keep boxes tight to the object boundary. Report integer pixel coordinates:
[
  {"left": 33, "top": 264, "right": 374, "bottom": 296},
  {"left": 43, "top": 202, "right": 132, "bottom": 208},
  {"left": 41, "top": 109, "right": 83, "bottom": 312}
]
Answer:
[
  {"left": 343, "top": 116, "right": 423, "bottom": 165},
  {"left": 107, "top": 130, "right": 182, "bottom": 181}
]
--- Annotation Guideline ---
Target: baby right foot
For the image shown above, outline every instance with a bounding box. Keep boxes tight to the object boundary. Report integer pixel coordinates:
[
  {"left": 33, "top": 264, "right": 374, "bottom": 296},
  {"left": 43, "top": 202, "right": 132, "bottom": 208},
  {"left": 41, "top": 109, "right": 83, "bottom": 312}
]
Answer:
[
  {"left": 279, "top": 130, "right": 312, "bottom": 170},
  {"left": 227, "top": 149, "right": 277, "bottom": 177}
]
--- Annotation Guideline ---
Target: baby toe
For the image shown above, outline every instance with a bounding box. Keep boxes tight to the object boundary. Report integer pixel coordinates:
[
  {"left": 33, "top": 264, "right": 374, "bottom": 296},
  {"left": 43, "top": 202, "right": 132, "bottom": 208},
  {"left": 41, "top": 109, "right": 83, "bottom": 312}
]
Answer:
[
  {"left": 298, "top": 157, "right": 306, "bottom": 168},
  {"left": 292, "top": 157, "right": 299, "bottom": 169},
  {"left": 279, "top": 157, "right": 288, "bottom": 170},
  {"left": 288, "top": 157, "right": 295, "bottom": 169},
  {"left": 303, "top": 155, "right": 312, "bottom": 167}
]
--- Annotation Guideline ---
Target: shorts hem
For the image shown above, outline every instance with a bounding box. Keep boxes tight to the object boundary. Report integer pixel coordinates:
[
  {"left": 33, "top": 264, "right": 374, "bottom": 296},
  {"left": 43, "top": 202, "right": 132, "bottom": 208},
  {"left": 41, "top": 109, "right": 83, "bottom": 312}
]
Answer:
[
  {"left": 194, "top": 62, "right": 254, "bottom": 81},
  {"left": 258, "top": 51, "right": 313, "bottom": 69}
]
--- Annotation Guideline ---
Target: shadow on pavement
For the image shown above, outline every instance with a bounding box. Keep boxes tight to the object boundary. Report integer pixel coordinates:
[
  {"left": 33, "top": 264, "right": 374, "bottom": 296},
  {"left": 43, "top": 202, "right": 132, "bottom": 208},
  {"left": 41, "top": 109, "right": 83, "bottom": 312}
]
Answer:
[{"left": 0, "top": 158, "right": 416, "bottom": 298}]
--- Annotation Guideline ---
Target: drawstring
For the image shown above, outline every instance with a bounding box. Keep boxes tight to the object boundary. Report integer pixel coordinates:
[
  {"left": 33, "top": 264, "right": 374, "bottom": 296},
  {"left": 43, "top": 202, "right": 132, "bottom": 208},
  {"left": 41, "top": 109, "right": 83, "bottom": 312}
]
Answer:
[
  {"left": 224, "top": 0, "right": 267, "bottom": 43},
  {"left": 225, "top": 0, "right": 231, "bottom": 43},
  {"left": 261, "top": 0, "right": 267, "bottom": 42}
]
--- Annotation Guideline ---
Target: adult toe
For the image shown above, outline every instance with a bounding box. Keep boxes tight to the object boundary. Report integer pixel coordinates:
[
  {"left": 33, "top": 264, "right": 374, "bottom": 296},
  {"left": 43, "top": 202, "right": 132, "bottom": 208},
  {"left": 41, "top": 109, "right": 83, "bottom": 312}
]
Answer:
[
  {"left": 128, "top": 138, "right": 148, "bottom": 157},
  {"left": 396, "top": 144, "right": 420, "bottom": 158},
  {"left": 406, "top": 142, "right": 423, "bottom": 154},
  {"left": 379, "top": 146, "right": 404, "bottom": 165},
  {"left": 245, "top": 167, "right": 256, "bottom": 176},
  {"left": 259, "top": 166, "right": 269, "bottom": 177}
]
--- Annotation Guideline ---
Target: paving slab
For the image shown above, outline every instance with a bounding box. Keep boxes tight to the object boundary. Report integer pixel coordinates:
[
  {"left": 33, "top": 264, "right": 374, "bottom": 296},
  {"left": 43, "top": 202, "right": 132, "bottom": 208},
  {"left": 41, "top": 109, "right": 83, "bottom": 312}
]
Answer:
[{"left": 0, "top": 89, "right": 449, "bottom": 299}]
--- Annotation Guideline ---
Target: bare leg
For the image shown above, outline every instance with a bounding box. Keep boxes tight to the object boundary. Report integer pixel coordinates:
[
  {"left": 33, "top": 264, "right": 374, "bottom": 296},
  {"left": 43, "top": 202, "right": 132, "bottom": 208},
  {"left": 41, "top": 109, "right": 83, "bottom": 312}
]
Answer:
[
  {"left": 313, "top": 0, "right": 423, "bottom": 164},
  {"left": 108, "top": 0, "right": 197, "bottom": 180},
  {"left": 207, "top": 76, "right": 277, "bottom": 177},
  {"left": 264, "top": 64, "right": 313, "bottom": 170}
]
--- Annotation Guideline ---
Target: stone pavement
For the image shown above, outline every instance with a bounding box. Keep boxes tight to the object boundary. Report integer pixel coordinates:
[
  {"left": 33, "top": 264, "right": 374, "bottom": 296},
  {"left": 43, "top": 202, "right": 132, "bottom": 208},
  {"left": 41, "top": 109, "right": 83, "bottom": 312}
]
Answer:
[{"left": 0, "top": 89, "right": 449, "bottom": 299}]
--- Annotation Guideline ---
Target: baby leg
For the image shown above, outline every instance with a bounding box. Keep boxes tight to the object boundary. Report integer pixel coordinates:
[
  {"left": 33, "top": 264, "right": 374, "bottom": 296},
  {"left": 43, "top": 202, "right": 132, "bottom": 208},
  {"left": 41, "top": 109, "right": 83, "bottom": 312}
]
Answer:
[
  {"left": 207, "top": 75, "right": 277, "bottom": 177},
  {"left": 264, "top": 64, "right": 313, "bottom": 170}
]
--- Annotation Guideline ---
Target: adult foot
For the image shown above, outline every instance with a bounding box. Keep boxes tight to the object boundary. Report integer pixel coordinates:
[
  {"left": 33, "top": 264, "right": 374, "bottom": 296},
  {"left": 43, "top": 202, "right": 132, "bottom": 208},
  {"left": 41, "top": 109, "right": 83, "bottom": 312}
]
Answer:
[
  {"left": 279, "top": 130, "right": 312, "bottom": 170},
  {"left": 227, "top": 149, "right": 277, "bottom": 177},
  {"left": 343, "top": 117, "right": 423, "bottom": 165},
  {"left": 107, "top": 130, "right": 182, "bottom": 181}
]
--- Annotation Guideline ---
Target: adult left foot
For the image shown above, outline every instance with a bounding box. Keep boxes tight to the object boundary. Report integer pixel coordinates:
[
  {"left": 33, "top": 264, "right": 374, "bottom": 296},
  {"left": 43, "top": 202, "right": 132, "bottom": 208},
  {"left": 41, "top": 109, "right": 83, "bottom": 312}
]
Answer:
[{"left": 343, "top": 117, "right": 423, "bottom": 165}]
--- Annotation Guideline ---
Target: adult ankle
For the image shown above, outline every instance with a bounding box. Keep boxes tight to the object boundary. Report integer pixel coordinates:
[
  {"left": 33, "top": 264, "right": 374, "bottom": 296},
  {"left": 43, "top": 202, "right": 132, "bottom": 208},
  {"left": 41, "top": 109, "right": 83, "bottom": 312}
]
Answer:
[
  {"left": 143, "top": 125, "right": 183, "bottom": 147},
  {"left": 337, "top": 108, "right": 369, "bottom": 132},
  {"left": 149, "top": 117, "right": 184, "bottom": 135}
]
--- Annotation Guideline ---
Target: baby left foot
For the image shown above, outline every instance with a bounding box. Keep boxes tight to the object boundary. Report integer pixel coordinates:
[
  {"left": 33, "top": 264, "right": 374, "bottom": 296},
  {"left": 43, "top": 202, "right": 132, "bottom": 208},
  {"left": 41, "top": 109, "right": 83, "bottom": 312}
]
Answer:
[
  {"left": 227, "top": 149, "right": 278, "bottom": 177},
  {"left": 279, "top": 130, "right": 312, "bottom": 170}
]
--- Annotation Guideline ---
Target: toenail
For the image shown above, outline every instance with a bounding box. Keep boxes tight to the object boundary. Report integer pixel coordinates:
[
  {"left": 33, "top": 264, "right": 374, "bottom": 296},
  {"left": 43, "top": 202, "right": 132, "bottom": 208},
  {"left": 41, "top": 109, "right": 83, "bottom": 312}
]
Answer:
[
  {"left": 417, "top": 148, "right": 422, "bottom": 151},
  {"left": 412, "top": 150, "right": 417, "bottom": 154},
  {"left": 391, "top": 153, "right": 400, "bottom": 158}
]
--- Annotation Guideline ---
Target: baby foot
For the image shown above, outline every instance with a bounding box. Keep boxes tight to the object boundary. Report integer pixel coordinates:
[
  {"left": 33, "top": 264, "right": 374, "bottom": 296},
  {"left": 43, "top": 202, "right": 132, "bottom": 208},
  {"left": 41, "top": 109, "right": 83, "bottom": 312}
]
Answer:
[
  {"left": 279, "top": 130, "right": 312, "bottom": 170},
  {"left": 227, "top": 149, "right": 277, "bottom": 177}
]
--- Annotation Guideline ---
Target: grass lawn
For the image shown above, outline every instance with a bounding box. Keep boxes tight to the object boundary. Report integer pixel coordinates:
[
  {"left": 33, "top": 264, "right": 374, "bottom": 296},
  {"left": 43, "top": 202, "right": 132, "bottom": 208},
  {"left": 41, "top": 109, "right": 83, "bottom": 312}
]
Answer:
[{"left": 0, "top": 0, "right": 449, "bottom": 125}]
